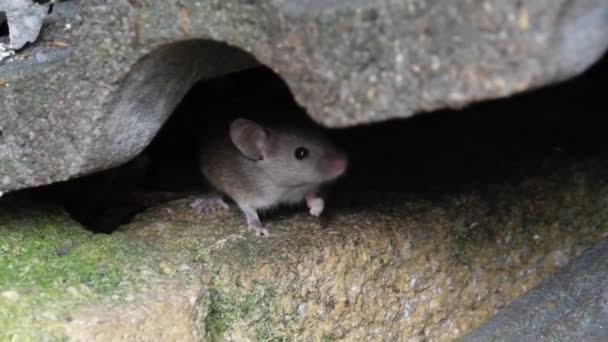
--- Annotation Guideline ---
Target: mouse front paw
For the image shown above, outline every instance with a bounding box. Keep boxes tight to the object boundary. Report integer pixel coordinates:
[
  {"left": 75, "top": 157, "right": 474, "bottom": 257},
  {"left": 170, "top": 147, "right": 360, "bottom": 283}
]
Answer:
[
  {"left": 248, "top": 223, "right": 270, "bottom": 237},
  {"left": 190, "top": 194, "right": 229, "bottom": 215},
  {"left": 306, "top": 196, "right": 324, "bottom": 217}
]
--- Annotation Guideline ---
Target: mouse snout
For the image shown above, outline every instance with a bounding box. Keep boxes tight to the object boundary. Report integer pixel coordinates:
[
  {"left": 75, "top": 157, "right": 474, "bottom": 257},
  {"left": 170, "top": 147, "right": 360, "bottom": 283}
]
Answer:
[{"left": 319, "top": 152, "right": 348, "bottom": 179}]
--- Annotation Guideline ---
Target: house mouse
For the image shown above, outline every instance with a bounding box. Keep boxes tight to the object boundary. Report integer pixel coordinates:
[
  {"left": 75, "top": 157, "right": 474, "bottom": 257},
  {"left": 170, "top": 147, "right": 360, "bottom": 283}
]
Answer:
[{"left": 191, "top": 117, "right": 347, "bottom": 236}]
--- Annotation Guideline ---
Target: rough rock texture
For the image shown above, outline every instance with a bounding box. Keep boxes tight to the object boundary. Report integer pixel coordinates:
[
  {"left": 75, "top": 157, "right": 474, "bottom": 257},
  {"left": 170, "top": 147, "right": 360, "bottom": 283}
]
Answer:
[
  {"left": 463, "top": 238, "right": 608, "bottom": 341},
  {"left": 3, "top": 157, "right": 607, "bottom": 340},
  {"left": 1, "top": 0, "right": 608, "bottom": 193},
  {"left": 1, "top": 0, "right": 50, "bottom": 50},
  {"left": 0, "top": 200, "right": 203, "bottom": 340}
]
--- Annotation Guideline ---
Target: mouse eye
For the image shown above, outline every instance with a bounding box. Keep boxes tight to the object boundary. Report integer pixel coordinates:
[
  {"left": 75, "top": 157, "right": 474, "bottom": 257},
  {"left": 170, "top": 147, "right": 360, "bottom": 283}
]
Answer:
[{"left": 294, "top": 147, "right": 309, "bottom": 160}]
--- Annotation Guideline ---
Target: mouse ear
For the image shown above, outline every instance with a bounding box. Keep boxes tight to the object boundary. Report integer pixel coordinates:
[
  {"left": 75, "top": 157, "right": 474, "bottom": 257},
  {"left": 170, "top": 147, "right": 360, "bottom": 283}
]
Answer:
[{"left": 230, "top": 118, "right": 269, "bottom": 160}]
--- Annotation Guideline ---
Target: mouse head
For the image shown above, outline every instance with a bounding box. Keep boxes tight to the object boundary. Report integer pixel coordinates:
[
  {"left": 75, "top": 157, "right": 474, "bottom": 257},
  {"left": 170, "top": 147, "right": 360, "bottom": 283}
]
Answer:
[{"left": 230, "top": 118, "right": 347, "bottom": 186}]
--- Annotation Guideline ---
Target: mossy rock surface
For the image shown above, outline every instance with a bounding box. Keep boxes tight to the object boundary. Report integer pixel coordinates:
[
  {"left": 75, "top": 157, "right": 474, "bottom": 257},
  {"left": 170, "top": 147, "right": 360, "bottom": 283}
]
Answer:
[
  {"left": 2, "top": 158, "right": 608, "bottom": 341},
  {"left": 0, "top": 203, "right": 203, "bottom": 341}
]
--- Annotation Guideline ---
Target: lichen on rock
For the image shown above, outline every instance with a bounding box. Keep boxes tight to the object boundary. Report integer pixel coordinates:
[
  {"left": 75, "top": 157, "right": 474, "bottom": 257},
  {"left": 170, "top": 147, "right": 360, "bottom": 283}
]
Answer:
[
  {"left": 1, "top": 157, "right": 608, "bottom": 340},
  {"left": 0, "top": 200, "right": 202, "bottom": 340},
  {"left": 122, "top": 158, "right": 608, "bottom": 341}
]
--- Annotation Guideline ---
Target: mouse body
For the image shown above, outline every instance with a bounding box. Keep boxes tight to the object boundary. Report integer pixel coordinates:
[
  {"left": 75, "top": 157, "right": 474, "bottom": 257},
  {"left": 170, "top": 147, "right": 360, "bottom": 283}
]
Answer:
[{"left": 192, "top": 117, "right": 347, "bottom": 236}]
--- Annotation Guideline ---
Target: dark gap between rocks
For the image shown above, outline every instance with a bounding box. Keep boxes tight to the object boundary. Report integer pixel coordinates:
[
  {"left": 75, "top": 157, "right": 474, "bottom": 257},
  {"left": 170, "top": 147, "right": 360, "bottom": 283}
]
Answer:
[
  {"left": 0, "top": 14, "right": 7, "bottom": 38},
  {"left": 29, "top": 55, "right": 608, "bottom": 233}
]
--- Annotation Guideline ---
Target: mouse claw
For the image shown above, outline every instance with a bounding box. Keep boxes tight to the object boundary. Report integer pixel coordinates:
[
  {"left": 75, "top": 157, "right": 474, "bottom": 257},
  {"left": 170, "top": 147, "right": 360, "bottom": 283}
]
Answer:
[
  {"left": 190, "top": 194, "right": 229, "bottom": 215},
  {"left": 248, "top": 223, "right": 270, "bottom": 237}
]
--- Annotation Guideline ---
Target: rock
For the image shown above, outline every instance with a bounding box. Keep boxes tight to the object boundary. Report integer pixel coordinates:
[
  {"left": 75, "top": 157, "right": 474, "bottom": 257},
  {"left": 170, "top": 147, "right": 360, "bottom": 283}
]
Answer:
[
  {"left": 0, "top": 200, "right": 204, "bottom": 341},
  {"left": 1, "top": 0, "right": 50, "bottom": 50},
  {"left": 1, "top": 0, "right": 608, "bottom": 193},
  {"left": 2, "top": 157, "right": 607, "bottom": 340},
  {"left": 463, "top": 238, "right": 608, "bottom": 341}
]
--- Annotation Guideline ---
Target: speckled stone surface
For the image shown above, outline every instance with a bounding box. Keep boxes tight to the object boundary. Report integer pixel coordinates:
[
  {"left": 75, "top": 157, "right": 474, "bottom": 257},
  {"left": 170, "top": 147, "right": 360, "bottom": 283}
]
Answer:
[
  {"left": 463, "top": 237, "right": 608, "bottom": 341},
  {"left": 2, "top": 146, "right": 608, "bottom": 340},
  {"left": 0, "top": 201, "right": 203, "bottom": 341},
  {"left": 1, "top": 0, "right": 607, "bottom": 193}
]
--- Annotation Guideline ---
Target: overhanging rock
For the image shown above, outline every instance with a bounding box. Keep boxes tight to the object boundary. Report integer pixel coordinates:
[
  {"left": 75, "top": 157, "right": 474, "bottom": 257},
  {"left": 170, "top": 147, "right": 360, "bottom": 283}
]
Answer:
[{"left": 1, "top": 0, "right": 607, "bottom": 192}]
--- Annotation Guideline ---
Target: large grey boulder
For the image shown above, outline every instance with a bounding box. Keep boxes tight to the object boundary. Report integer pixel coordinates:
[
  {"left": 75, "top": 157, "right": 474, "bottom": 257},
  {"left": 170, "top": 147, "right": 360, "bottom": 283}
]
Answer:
[
  {"left": 1, "top": 0, "right": 607, "bottom": 193},
  {"left": 2, "top": 157, "right": 608, "bottom": 340}
]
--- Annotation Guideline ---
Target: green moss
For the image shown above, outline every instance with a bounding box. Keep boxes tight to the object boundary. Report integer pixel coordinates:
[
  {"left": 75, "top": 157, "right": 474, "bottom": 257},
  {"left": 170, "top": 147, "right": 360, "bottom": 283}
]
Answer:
[
  {"left": 320, "top": 334, "right": 337, "bottom": 342},
  {"left": 205, "top": 290, "right": 258, "bottom": 341},
  {"left": 205, "top": 290, "right": 230, "bottom": 341},
  {"left": 205, "top": 282, "right": 276, "bottom": 341},
  {"left": 0, "top": 206, "right": 165, "bottom": 339},
  {"left": 255, "top": 317, "right": 282, "bottom": 342}
]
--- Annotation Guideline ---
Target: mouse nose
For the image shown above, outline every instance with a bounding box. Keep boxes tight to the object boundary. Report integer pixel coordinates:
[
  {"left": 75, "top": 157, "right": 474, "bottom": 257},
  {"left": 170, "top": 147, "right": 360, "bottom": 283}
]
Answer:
[{"left": 320, "top": 153, "right": 348, "bottom": 179}]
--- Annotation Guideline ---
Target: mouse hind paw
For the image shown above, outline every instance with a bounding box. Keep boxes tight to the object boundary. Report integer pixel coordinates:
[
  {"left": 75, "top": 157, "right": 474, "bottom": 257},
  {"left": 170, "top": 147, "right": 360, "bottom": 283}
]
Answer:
[
  {"left": 248, "top": 223, "right": 270, "bottom": 237},
  {"left": 190, "top": 194, "right": 229, "bottom": 215}
]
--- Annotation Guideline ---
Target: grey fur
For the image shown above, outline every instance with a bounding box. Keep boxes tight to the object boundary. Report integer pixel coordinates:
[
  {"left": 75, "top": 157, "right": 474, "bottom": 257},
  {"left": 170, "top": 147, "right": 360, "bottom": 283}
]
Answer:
[{"left": 195, "top": 118, "right": 347, "bottom": 236}]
